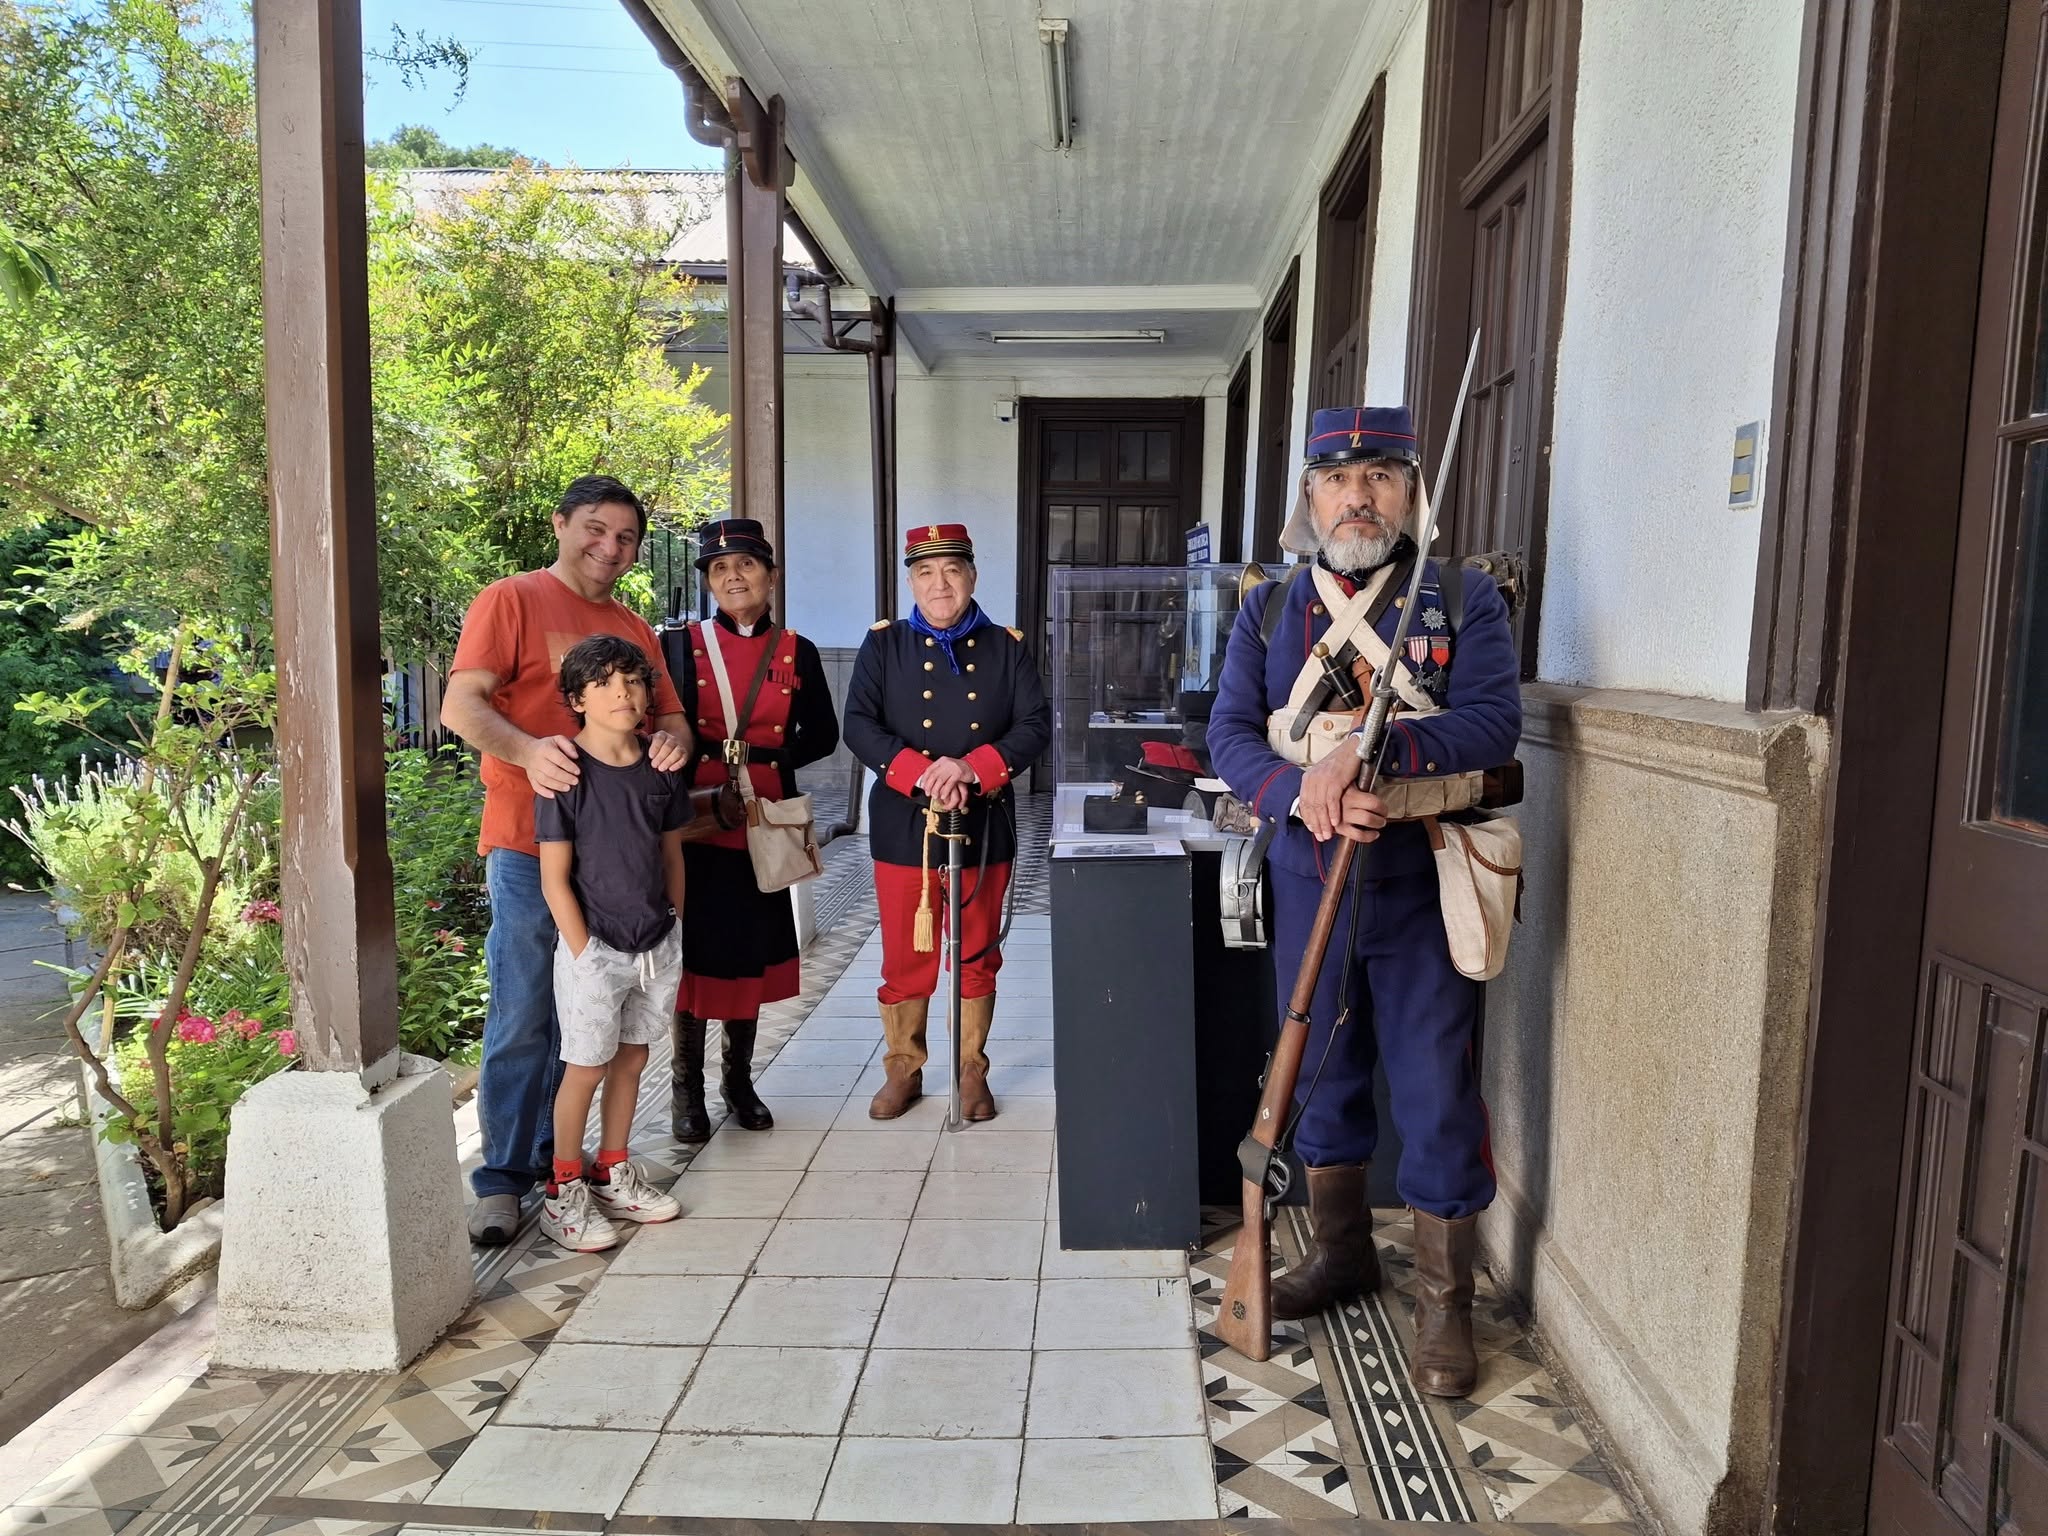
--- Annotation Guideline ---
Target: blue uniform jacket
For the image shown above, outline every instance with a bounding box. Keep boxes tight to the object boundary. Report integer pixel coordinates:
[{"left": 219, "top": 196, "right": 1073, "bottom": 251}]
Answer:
[{"left": 1208, "top": 561, "right": 1523, "bottom": 880}]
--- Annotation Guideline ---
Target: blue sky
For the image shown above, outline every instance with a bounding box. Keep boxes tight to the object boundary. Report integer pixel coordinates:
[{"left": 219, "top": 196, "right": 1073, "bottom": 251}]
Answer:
[{"left": 360, "top": 0, "right": 724, "bottom": 170}]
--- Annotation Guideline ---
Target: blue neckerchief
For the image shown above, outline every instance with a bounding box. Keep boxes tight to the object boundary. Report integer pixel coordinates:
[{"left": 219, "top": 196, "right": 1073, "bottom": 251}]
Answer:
[{"left": 909, "top": 600, "right": 989, "bottom": 674}]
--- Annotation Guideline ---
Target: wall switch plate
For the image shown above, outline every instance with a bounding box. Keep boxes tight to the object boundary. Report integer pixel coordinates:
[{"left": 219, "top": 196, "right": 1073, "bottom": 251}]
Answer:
[{"left": 1729, "top": 420, "right": 1763, "bottom": 508}]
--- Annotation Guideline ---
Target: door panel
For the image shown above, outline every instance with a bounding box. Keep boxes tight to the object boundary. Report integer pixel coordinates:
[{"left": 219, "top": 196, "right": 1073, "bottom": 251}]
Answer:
[{"left": 1871, "top": 2, "right": 2048, "bottom": 1530}]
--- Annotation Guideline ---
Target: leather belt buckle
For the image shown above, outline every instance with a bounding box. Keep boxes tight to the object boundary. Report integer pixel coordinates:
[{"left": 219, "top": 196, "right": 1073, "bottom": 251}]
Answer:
[{"left": 722, "top": 739, "right": 750, "bottom": 768}]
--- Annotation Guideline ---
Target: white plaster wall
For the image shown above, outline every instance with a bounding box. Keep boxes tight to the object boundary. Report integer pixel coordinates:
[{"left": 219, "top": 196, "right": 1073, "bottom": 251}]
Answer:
[
  {"left": 701, "top": 361, "right": 1230, "bottom": 647},
  {"left": 1537, "top": 0, "right": 1803, "bottom": 702}
]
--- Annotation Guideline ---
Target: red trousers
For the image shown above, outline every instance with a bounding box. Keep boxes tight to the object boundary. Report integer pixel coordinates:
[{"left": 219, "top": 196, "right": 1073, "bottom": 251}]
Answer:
[{"left": 873, "top": 859, "right": 1011, "bottom": 1004}]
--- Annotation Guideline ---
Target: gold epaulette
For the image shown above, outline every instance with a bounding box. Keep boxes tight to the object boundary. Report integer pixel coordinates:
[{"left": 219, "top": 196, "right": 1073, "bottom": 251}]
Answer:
[
  {"left": 1006, "top": 626, "right": 1023, "bottom": 641},
  {"left": 869, "top": 619, "right": 891, "bottom": 631}
]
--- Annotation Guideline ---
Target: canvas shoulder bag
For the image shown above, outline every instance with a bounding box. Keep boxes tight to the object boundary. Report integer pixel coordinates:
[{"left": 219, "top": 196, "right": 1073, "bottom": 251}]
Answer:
[
  {"left": 1425, "top": 810, "right": 1523, "bottom": 980},
  {"left": 700, "top": 623, "right": 823, "bottom": 893}
]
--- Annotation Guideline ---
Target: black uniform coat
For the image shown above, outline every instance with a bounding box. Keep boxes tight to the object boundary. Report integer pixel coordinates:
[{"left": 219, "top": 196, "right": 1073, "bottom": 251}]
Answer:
[{"left": 842, "top": 611, "right": 1051, "bottom": 866}]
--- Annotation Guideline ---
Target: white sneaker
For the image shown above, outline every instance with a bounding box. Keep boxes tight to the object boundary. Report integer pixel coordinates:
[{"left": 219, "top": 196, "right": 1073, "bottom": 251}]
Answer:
[
  {"left": 541, "top": 1179, "right": 619, "bottom": 1252},
  {"left": 589, "top": 1159, "right": 682, "bottom": 1224}
]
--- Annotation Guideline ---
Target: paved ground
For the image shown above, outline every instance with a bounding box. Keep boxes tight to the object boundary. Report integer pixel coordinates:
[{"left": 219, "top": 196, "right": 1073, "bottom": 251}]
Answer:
[
  {"left": 0, "top": 809, "right": 1642, "bottom": 1529},
  {"left": 0, "top": 892, "right": 205, "bottom": 1446}
]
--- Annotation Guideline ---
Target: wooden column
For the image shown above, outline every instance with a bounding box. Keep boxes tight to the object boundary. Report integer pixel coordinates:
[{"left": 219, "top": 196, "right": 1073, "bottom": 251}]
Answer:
[
  {"left": 252, "top": 0, "right": 399, "bottom": 1081},
  {"left": 726, "top": 80, "right": 792, "bottom": 616}
]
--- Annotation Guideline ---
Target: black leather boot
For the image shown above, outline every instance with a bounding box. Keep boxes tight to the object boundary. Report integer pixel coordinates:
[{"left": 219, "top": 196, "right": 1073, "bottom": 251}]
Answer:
[
  {"left": 1272, "top": 1163, "right": 1383, "bottom": 1320},
  {"left": 670, "top": 1010, "right": 710, "bottom": 1143},
  {"left": 720, "top": 1018, "right": 774, "bottom": 1131}
]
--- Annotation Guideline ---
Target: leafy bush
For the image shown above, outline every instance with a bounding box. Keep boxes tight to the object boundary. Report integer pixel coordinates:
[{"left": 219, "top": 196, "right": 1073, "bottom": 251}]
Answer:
[
  {"left": 0, "top": 523, "right": 126, "bottom": 885},
  {"left": 105, "top": 1003, "right": 297, "bottom": 1201},
  {"left": 386, "top": 744, "right": 489, "bottom": 1058}
]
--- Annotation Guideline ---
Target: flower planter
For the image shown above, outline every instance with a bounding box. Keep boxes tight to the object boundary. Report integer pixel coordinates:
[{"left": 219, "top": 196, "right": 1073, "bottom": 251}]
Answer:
[{"left": 80, "top": 1058, "right": 224, "bottom": 1310}]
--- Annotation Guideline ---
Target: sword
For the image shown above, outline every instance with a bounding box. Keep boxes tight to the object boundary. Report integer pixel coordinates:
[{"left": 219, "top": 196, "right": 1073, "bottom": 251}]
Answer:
[
  {"left": 1215, "top": 329, "right": 1484, "bottom": 1364},
  {"left": 941, "top": 806, "right": 967, "bottom": 1133}
]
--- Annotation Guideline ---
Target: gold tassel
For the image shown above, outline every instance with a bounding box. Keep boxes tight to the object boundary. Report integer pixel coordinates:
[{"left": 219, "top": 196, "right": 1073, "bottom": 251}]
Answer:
[{"left": 913, "top": 806, "right": 938, "bottom": 953}]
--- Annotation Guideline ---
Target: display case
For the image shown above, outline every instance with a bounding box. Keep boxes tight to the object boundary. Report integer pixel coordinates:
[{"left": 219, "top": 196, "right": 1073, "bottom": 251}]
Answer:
[{"left": 1048, "top": 563, "right": 1253, "bottom": 784}]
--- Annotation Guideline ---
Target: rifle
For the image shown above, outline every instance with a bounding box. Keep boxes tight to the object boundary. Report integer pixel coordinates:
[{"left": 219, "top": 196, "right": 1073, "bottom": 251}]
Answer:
[{"left": 1214, "top": 332, "right": 1483, "bottom": 1362}]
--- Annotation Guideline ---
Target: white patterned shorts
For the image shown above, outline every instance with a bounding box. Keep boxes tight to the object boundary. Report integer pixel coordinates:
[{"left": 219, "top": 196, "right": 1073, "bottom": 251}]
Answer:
[{"left": 554, "top": 923, "right": 683, "bottom": 1068}]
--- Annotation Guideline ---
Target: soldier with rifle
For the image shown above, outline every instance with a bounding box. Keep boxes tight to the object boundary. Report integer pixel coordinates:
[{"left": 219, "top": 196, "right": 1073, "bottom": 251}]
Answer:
[{"left": 1207, "top": 384, "right": 1520, "bottom": 1396}]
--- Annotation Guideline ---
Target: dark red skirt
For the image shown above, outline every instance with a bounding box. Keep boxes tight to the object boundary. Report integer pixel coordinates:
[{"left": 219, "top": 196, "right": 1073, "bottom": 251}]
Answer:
[{"left": 678, "top": 843, "right": 800, "bottom": 1019}]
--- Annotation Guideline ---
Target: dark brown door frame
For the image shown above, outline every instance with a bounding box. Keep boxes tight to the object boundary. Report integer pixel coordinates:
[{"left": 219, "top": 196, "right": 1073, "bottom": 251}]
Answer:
[
  {"left": 1309, "top": 76, "right": 1388, "bottom": 412},
  {"left": 1220, "top": 354, "right": 1253, "bottom": 563},
  {"left": 1013, "top": 396, "right": 1209, "bottom": 658},
  {"left": 1252, "top": 259, "right": 1302, "bottom": 562},
  {"left": 1403, "top": 0, "right": 1581, "bottom": 670},
  {"left": 1760, "top": 1, "right": 2009, "bottom": 1530}
]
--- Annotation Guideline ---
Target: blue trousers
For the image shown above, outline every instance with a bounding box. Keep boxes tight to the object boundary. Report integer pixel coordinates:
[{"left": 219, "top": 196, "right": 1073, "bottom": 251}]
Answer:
[
  {"left": 1270, "top": 865, "right": 1494, "bottom": 1219},
  {"left": 473, "top": 849, "right": 565, "bottom": 1198}
]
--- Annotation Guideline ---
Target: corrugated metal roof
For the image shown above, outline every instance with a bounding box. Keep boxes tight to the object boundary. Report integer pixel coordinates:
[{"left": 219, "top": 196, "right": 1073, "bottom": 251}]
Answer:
[{"left": 390, "top": 167, "right": 817, "bottom": 274}]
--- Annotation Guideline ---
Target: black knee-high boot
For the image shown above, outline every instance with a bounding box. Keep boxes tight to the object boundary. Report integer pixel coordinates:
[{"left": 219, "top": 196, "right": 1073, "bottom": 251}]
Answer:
[
  {"left": 670, "top": 1010, "right": 710, "bottom": 1143},
  {"left": 720, "top": 1018, "right": 774, "bottom": 1131}
]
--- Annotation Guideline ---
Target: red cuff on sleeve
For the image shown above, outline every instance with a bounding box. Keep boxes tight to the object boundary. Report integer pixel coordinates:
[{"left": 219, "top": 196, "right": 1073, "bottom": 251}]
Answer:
[
  {"left": 886, "top": 749, "right": 927, "bottom": 797},
  {"left": 964, "top": 744, "right": 1011, "bottom": 790}
]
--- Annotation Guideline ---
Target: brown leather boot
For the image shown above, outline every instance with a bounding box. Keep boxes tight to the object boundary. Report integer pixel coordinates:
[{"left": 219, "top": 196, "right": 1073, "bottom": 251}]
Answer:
[
  {"left": 1409, "top": 1210, "right": 1480, "bottom": 1397},
  {"left": 1272, "top": 1163, "right": 1381, "bottom": 1319},
  {"left": 958, "top": 994, "right": 997, "bottom": 1121},
  {"left": 868, "top": 999, "right": 929, "bottom": 1119}
]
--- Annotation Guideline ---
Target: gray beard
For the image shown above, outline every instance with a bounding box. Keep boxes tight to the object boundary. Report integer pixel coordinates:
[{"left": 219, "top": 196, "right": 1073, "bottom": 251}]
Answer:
[{"left": 1320, "top": 524, "right": 1398, "bottom": 574}]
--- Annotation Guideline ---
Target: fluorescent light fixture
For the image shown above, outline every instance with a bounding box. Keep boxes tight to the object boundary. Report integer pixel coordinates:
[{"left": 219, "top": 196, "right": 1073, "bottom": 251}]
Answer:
[
  {"left": 988, "top": 328, "right": 1166, "bottom": 345},
  {"left": 1039, "top": 18, "right": 1074, "bottom": 149}
]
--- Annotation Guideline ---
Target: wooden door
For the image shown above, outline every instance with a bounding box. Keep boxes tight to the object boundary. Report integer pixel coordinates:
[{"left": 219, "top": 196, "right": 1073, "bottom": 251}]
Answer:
[
  {"left": 1869, "top": 3, "right": 2048, "bottom": 1529},
  {"left": 1017, "top": 400, "right": 1205, "bottom": 783}
]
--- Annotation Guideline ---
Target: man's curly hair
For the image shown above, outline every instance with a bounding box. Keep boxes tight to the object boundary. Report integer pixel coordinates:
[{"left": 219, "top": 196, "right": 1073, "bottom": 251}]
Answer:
[{"left": 557, "top": 634, "right": 655, "bottom": 715}]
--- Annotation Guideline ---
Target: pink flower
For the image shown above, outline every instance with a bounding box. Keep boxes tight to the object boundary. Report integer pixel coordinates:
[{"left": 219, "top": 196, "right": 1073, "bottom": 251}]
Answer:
[
  {"left": 222, "top": 1009, "right": 262, "bottom": 1039},
  {"left": 425, "top": 899, "right": 444, "bottom": 911},
  {"left": 275, "top": 1030, "right": 298, "bottom": 1057},
  {"left": 241, "top": 899, "right": 282, "bottom": 925},
  {"left": 448, "top": 937, "right": 466, "bottom": 953},
  {"left": 175, "top": 1016, "right": 217, "bottom": 1044}
]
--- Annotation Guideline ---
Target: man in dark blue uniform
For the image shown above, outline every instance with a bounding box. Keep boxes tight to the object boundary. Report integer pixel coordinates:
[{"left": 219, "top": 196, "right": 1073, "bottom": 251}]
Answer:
[
  {"left": 1208, "top": 404, "right": 1521, "bottom": 1398},
  {"left": 843, "top": 523, "right": 1052, "bottom": 1123}
]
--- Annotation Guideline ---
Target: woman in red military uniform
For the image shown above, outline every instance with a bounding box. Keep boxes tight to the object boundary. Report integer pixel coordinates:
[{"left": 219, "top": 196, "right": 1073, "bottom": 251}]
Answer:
[{"left": 660, "top": 519, "right": 839, "bottom": 1141}]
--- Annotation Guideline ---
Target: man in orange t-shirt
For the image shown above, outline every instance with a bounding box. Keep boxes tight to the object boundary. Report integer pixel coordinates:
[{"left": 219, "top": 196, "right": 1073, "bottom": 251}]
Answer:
[{"left": 442, "top": 475, "right": 690, "bottom": 1244}]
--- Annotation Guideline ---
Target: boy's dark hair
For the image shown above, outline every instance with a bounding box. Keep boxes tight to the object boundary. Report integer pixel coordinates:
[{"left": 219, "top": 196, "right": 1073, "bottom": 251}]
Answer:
[
  {"left": 557, "top": 634, "right": 655, "bottom": 714},
  {"left": 556, "top": 475, "right": 648, "bottom": 537}
]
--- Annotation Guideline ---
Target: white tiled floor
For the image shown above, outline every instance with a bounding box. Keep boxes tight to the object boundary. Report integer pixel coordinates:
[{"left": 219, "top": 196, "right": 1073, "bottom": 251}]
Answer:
[{"left": 590, "top": 915, "right": 1217, "bottom": 1524}]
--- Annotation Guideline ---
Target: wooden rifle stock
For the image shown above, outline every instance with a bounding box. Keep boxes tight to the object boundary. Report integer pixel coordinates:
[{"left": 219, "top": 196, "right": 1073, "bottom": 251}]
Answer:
[{"left": 1214, "top": 817, "right": 1370, "bottom": 1361}]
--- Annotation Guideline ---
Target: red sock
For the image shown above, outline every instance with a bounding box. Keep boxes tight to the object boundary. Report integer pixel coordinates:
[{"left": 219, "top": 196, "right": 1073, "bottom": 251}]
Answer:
[
  {"left": 550, "top": 1156, "right": 584, "bottom": 1192},
  {"left": 592, "top": 1147, "right": 629, "bottom": 1184}
]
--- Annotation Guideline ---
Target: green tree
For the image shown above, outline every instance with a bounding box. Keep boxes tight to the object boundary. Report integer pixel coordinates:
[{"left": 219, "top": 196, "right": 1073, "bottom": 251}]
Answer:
[
  {"left": 0, "top": 523, "right": 125, "bottom": 884},
  {"left": 0, "top": 0, "right": 728, "bottom": 664},
  {"left": 366, "top": 122, "right": 524, "bottom": 171}
]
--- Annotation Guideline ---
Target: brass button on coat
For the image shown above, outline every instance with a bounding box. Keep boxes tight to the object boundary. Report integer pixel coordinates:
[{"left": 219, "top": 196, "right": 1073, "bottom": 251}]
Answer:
[
  {"left": 922, "top": 718, "right": 933, "bottom": 728},
  {"left": 1311, "top": 602, "right": 1325, "bottom": 615},
  {"left": 924, "top": 661, "right": 934, "bottom": 671},
  {"left": 922, "top": 689, "right": 933, "bottom": 700},
  {"left": 970, "top": 722, "right": 981, "bottom": 731},
  {"left": 925, "top": 637, "right": 935, "bottom": 647},
  {"left": 966, "top": 663, "right": 976, "bottom": 672},
  {"left": 967, "top": 691, "right": 977, "bottom": 700}
]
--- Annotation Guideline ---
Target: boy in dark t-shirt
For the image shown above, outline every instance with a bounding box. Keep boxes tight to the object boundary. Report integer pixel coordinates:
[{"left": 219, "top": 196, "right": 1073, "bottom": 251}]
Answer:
[{"left": 534, "top": 635, "right": 690, "bottom": 1252}]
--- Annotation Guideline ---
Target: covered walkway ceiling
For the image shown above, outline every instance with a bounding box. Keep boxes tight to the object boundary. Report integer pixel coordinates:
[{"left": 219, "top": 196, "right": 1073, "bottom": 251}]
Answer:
[{"left": 642, "top": 0, "right": 1414, "bottom": 370}]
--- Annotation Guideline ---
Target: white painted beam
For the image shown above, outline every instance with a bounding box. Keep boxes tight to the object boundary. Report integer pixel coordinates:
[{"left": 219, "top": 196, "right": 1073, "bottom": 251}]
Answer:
[{"left": 896, "top": 285, "right": 1262, "bottom": 315}]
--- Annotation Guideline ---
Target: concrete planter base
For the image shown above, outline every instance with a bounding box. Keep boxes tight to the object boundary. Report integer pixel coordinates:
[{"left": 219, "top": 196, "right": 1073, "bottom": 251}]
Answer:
[{"left": 80, "top": 1060, "right": 225, "bottom": 1311}]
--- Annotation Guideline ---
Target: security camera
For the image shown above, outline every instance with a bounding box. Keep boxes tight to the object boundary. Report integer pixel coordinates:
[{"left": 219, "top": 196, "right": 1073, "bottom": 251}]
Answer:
[{"left": 993, "top": 397, "right": 1017, "bottom": 424}]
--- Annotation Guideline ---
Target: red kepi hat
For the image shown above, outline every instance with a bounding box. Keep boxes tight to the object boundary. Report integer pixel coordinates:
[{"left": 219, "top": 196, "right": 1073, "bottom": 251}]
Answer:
[{"left": 904, "top": 523, "right": 975, "bottom": 565}]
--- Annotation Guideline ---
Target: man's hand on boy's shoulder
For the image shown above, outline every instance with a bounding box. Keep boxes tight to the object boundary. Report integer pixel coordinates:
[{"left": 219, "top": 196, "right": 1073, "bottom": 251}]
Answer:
[{"left": 647, "top": 729, "right": 689, "bottom": 773}]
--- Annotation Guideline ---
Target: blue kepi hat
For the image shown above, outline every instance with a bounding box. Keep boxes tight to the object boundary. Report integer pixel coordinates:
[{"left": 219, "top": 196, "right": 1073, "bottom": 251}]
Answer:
[{"left": 1303, "top": 404, "right": 1420, "bottom": 469}]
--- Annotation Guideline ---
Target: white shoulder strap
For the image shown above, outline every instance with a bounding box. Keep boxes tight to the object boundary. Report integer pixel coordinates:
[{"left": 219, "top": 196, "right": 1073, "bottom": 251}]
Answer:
[{"left": 700, "top": 622, "right": 741, "bottom": 731}]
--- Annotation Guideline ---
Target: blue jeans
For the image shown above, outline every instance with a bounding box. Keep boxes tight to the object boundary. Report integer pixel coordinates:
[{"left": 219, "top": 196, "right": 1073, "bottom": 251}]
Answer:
[{"left": 474, "top": 849, "right": 564, "bottom": 1198}]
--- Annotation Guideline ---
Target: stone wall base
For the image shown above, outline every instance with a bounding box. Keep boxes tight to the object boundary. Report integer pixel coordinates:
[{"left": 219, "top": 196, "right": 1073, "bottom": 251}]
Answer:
[{"left": 1479, "top": 684, "right": 1827, "bottom": 1536}]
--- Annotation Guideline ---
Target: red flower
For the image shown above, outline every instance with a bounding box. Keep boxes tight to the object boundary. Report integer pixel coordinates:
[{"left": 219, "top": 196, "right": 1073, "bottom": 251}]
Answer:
[{"left": 241, "top": 899, "right": 282, "bottom": 925}]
